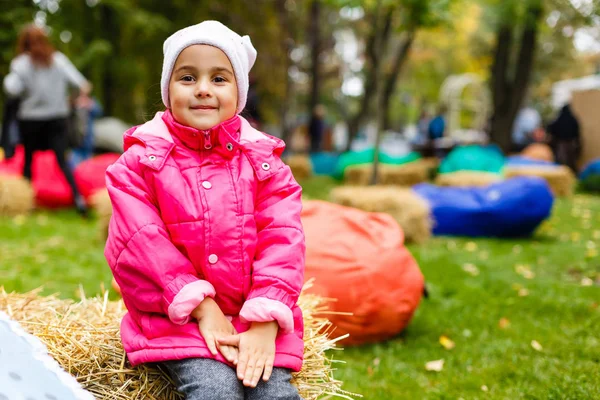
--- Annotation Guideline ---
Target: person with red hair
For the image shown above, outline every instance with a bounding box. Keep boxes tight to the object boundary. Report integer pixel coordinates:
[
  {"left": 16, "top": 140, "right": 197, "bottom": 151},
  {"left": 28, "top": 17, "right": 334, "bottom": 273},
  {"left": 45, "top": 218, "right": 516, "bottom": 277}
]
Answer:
[{"left": 3, "top": 24, "right": 91, "bottom": 216}]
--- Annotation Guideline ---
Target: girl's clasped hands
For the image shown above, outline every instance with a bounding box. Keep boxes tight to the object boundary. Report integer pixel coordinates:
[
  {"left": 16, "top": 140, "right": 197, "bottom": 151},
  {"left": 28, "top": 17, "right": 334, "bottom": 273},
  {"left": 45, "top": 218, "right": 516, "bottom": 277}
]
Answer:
[{"left": 192, "top": 298, "right": 279, "bottom": 388}]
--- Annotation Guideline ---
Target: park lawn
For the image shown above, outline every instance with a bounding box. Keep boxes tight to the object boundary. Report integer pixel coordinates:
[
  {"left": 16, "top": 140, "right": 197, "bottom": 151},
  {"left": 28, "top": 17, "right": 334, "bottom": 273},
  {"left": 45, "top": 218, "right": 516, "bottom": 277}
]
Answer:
[{"left": 1, "top": 175, "right": 599, "bottom": 399}]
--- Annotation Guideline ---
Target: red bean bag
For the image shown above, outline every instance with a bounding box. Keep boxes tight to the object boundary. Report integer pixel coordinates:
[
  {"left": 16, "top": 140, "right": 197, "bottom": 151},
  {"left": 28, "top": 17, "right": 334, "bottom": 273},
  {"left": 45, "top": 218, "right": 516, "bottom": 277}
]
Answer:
[
  {"left": 74, "top": 153, "right": 120, "bottom": 200},
  {"left": 301, "top": 200, "right": 424, "bottom": 345},
  {"left": 0, "top": 146, "right": 73, "bottom": 208},
  {"left": 0, "top": 148, "right": 120, "bottom": 208}
]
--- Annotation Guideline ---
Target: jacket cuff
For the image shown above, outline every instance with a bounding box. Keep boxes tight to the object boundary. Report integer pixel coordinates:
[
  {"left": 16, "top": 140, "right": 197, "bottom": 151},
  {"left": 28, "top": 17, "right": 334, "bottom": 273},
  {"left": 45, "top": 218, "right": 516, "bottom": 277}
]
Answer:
[
  {"left": 239, "top": 297, "right": 294, "bottom": 334},
  {"left": 167, "top": 280, "right": 216, "bottom": 325},
  {"left": 162, "top": 274, "right": 204, "bottom": 311}
]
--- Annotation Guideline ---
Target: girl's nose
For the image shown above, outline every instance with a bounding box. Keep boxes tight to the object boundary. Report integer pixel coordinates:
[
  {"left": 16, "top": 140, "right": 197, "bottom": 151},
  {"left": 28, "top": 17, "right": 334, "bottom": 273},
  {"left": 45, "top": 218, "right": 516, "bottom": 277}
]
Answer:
[{"left": 195, "top": 79, "right": 211, "bottom": 98}]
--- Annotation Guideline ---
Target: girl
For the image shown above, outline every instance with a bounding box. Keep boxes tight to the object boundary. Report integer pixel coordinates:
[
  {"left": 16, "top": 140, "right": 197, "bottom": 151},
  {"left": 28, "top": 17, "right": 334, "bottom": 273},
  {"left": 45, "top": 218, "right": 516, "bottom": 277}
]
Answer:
[
  {"left": 3, "top": 24, "right": 91, "bottom": 216},
  {"left": 104, "top": 21, "right": 305, "bottom": 400}
]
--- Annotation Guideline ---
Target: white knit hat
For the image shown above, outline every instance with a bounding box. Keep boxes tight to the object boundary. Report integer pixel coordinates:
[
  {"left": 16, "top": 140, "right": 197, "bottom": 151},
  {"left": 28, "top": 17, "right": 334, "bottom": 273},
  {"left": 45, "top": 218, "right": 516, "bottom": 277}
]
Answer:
[{"left": 161, "top": 21, "right": 257, "bottom": 114}]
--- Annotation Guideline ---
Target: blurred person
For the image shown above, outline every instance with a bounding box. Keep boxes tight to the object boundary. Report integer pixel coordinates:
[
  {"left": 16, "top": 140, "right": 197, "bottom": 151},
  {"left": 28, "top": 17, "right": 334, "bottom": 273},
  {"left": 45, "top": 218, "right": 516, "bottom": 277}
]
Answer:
[
  {"left": 416, "top": 110, "right": 430, "bottom": 142},
  {"left": 427, "top": 106, "right": 446, "bottom": 141},
  {"left": 0, "top": 95, "right": 20, "bottom": 159},
  {"left": 69, "top": 95, "right": 103, "bottom": 167},
  {"left": 512, "top": 106, "right": 541, "bottom": 152},
  {"left": 428, "top": 106, "right": 446, "bottom": 158},
  {"left": 547, "top": 103, "right": 580, "bottom": 172},
  {"left": 244, "top": 74, "right": 262, "bottom": 130},
  {"left": 308, "top": 104, "right": 326, "bottom": 153},
  {"left": 3, "top": 24, "right": 91, "bottom": 216},
  {"left": 104, "top": 21, "right": 304, "bottom": 400}
]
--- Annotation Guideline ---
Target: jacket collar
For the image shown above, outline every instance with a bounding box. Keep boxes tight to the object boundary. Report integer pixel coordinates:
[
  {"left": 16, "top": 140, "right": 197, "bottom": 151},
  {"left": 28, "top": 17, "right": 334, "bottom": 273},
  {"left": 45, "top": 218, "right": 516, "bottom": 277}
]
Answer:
[
  {"left": 161, "top": 109, "right": 241, "bottom": 158},
  {"left": 124, "top": 111, "right": 286, "bottom": 181}
]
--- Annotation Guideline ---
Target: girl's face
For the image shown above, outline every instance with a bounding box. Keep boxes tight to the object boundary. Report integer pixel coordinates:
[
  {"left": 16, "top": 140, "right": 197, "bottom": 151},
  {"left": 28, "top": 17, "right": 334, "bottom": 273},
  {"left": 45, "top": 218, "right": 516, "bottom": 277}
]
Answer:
[{"left": 169, "top": 45, "right": 237, "bottom": 131}]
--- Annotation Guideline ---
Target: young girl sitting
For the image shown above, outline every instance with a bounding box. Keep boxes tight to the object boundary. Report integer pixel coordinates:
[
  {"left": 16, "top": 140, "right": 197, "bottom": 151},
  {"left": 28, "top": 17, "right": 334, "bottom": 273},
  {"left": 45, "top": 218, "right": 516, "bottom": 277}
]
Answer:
[{"left": 105, "top": 21, "right": 305, "bottom": 400}]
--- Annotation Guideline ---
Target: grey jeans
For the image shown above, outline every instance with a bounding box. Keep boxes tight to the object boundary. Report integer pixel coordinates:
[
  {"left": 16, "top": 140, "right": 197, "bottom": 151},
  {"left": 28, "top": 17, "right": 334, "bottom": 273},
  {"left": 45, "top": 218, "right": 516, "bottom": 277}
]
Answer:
[{"left": 162, "top": 358, "right": 303, "bottom": 400}]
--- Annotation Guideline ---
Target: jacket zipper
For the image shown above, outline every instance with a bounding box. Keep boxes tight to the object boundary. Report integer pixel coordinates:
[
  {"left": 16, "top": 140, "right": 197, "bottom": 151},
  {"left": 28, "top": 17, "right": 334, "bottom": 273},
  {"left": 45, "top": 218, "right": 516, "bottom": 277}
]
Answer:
[{"left": 203, "top": 130, "right": 212, "bottom": 150}]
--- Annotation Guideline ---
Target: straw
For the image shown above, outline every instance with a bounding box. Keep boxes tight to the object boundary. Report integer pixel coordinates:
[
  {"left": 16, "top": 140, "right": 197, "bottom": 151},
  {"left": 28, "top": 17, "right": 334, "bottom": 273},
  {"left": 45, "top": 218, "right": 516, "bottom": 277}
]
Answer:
[{"left": 0, "top": 283, "right": 358, "bottom": 400}]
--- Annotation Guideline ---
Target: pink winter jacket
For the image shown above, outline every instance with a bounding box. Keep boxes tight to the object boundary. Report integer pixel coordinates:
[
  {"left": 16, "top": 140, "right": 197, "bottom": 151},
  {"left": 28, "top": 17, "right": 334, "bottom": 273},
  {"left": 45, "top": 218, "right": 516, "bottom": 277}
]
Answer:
[{"left": 104, "top": 110, "right": 305, "bottom": 371}]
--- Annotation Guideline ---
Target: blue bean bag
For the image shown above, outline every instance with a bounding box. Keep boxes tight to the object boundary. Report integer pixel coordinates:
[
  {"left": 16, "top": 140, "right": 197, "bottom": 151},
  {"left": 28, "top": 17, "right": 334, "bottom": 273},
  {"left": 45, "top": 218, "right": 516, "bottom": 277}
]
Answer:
[
  {"left": 580, "top": 158, "right": 600, "bottom": 192},
  {"left": 580, "top": 158, "right": 600, "bottom": 180},
  {"left": 309, "top": 152, "right": 340, "bottom": 176},
  {"left": 413, "top": 177, "right": 554, "bottom": 237}
]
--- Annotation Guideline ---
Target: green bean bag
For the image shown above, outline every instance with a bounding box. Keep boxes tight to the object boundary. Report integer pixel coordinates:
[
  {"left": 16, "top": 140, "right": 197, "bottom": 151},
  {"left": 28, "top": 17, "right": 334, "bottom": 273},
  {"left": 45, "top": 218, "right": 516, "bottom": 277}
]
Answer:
[
  {"left": 439, "top": 145, "right": 505, "bottom": 175},
  {"left": 335, "top": 149, "right": 421, "bottom": 179}
]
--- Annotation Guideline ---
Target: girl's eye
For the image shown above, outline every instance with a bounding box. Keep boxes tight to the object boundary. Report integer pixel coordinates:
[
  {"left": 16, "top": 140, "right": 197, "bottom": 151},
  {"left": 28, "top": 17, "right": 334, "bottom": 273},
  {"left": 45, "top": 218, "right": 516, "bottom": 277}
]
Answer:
[
  {"left": 213, "top": 76, "right": 226, "bottom": 83},
  {"left": 181, "top": 75, "right": 195, "bottom": 82}
]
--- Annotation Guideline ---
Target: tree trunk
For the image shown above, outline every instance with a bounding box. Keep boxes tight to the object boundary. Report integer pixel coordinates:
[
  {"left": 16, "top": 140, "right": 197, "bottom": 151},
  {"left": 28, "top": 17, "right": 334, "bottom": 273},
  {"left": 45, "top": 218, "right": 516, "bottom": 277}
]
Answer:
[
  {"left": 489, "top": 2, "right": 543, "bottom": 153},
  {"left": 307, "top": 0, "right": 322, "bottom": 145},
  {"left": 276, "top": 0, "right": 295, "bottom": 148},
  {"left": 100, "top": 4, "right": 117, "bottom": 117},
  {"left": 345, "top": 3, "right": 393, "bottom": 152},
  {"left": 381, "top": 31, "right": 415, "bottom": 131},
  {"left": 370, "top": 31, "right": 415, "bottom": 184}
]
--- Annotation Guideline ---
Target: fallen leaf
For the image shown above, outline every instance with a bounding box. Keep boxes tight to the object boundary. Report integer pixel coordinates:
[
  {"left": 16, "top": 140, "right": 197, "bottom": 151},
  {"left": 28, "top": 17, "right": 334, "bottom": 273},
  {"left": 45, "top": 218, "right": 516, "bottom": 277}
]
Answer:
[
  {"left": 367, "top": 365, "right": 374, "bottom": 376},
  {"left": 425, "top": 359, "right": 444, "bottom": 372},
  {"left": 531, "top": 340, "right": 543, "bottom": 351},
  {"left": 518, "top": 288, "right": 530, "bottom": 297},
  {"left": 586, "top": 249, "right": 598, "bottom": 259},
  {"left": 372, "top": 357, "right": 380, "bottom": 366},
  {"left": 581, "top": 277, "right": 594, "bottom": 287},
  {"left": 515, "top": 264, "right": 535, "bottom": 279},
  {"left": 498, "top": 318, "right": 510, "bottom": 329},
  {"left": 462, "top": 263, "right": 480, "bottom": 276},
  {"left": 465, "top": 242, "right": 478, "bottom": 252},
  {"left": 13, "top": 215, "right": 26, "bottom": 226},
  {"left": 481, "top": 385, "right": 489, "bottom": 392},
  {"left": 583, "top": 210, "right": 592, "bottom": 219},
  {"left": 439, "top": 335, "right": 455, "bottom": 350}
]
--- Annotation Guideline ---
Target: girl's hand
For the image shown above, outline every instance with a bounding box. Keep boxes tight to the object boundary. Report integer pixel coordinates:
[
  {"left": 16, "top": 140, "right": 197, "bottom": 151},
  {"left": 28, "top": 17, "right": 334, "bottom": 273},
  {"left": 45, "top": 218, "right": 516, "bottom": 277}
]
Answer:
[
  {"left": 192, "top": 298, "right": 239, "bottom": 364},
  {"left": 218, "top": 321, "right": 279, "bottom": 387}
]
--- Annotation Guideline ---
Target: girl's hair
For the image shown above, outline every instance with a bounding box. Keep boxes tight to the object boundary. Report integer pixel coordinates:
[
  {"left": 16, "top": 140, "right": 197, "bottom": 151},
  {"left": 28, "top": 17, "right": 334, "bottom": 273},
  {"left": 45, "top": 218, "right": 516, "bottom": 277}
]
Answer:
[{"left": 17, "top": 24, "right": 54, "bottom": 67}]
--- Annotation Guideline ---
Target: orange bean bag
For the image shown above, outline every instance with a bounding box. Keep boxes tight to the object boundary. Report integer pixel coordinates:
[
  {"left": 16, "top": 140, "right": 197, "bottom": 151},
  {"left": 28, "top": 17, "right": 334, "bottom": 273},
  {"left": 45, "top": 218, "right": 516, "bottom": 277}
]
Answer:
[
  {"left": 521, "top": 143, "right": 555, "bottom": 163},
  {"left": 301, "top": 200, "right": 424, "bottom": 345}
]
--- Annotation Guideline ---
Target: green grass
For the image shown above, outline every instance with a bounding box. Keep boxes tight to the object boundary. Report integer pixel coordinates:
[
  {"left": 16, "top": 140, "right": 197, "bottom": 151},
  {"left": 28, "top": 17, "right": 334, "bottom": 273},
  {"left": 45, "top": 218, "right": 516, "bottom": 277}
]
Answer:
[{"left": 1, "top": 176, "right": 599, "bottom": 399}]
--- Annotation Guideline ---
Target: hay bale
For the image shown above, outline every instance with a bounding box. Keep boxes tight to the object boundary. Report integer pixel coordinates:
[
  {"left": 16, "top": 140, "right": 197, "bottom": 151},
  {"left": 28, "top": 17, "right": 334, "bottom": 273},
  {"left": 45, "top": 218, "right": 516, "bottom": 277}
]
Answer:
[
  {"left": 435, "top": 171, "right": 502, "bottom": 187},
  {"left": 91, "top": 189, "right": 112, "bottom": 241},
  {"left": 284, "top": 154, "right": 313, "bottom": 181},
  {"left": 521, "top": 143, "right": 555, "bottom": 162},
  {"left": 0, "top": 285, "right": 352, "bottom": 400},
  {"left": 344, "top": 161, "right": 428, "bottom": 187},
  {"left": 0, "top": 175, "right": 35, "bottom": 216},
  {"left": 504, "top": 166, "right": 576, "bottom": 197},
  {"left": 330, "top": 185, "right": 431, "bottom": 244}
]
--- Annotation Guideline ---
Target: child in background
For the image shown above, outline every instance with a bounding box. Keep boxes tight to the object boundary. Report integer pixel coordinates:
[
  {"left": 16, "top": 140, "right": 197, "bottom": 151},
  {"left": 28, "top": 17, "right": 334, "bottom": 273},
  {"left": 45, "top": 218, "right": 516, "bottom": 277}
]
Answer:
[
  {"left": 104, "top": 21, "right": 305, "bottom": 400},
  {"left": 70, "top": 94, "right": 102, "bottom": 167}
]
